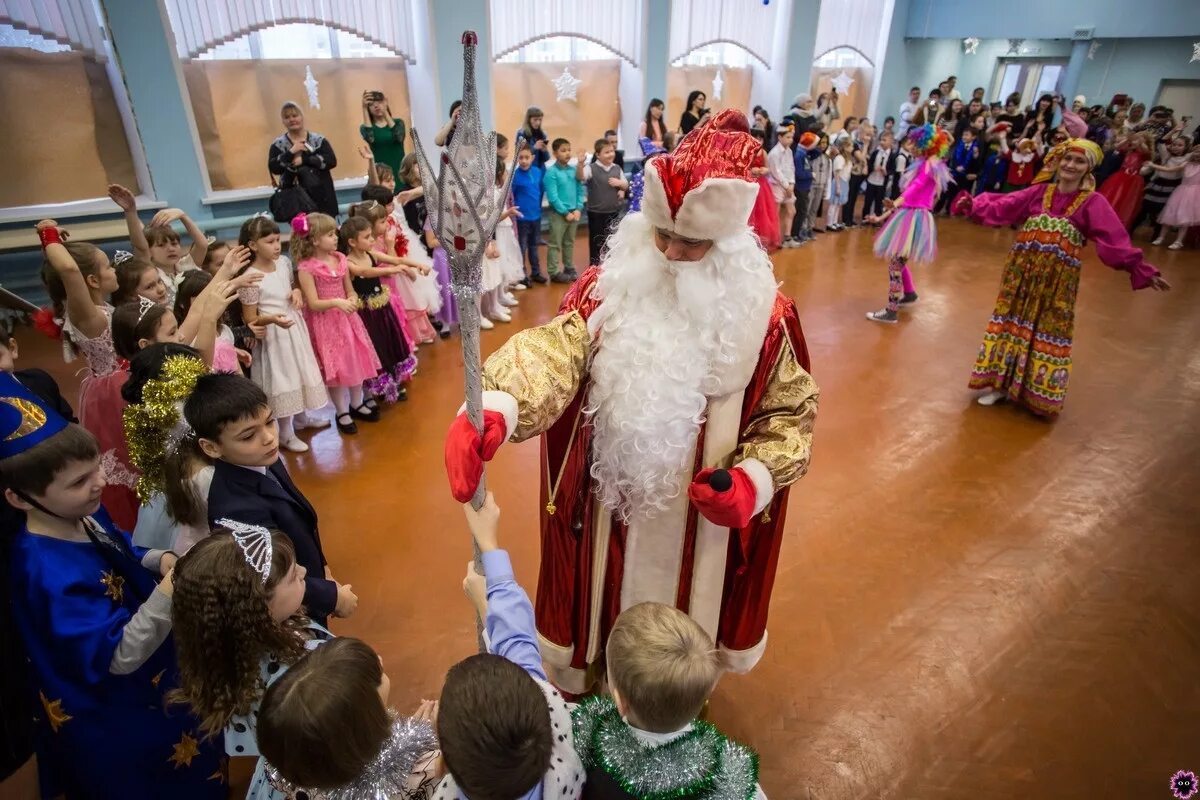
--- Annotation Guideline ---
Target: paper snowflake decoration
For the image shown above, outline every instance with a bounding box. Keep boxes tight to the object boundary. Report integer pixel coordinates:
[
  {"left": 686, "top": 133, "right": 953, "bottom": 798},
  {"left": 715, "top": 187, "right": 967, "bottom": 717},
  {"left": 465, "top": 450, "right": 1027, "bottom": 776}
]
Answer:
[
  {"left": 1006, "top": 38, "right": 1025, "bottom": 55},
  {"left": 552, "top": 67, "right": 581, "bottom": 102},
  {"left": 1192, "top": 42, "right": 1200, "bottom": 63},
  {"left": 712, "top": 67, "right": 724, "bottom": 102},
  {"left": 830, "top": 71, "right": 855, "bottom": 96},
  {"left": 304, "top": 65, "right": 320, "bottom": 109},
  {"left": 1087, "top": 40, "right": 1101, "bottom": 60},
  {"left": 963, "top": 37, "right": 980, "bottom": 55}
]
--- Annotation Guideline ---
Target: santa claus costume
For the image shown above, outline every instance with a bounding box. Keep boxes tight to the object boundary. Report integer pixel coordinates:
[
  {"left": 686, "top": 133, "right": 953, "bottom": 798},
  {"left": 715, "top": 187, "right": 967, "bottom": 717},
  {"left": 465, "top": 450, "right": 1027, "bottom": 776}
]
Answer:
[{"left": 445, "top": 110, "right": 820, "bottom": 693}]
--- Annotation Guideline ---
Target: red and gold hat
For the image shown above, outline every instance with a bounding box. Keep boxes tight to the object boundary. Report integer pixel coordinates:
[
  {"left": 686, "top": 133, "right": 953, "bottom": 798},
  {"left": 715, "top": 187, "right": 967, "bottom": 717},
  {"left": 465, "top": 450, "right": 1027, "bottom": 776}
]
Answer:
[{"left": 641, "top": 109, "right": 761, "bottom": 241}]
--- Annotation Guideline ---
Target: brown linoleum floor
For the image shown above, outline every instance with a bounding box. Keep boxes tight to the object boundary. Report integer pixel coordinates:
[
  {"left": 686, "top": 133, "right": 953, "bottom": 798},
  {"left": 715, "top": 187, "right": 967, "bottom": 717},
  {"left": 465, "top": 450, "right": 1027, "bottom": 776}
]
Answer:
[{"left": 7, "top": 220, "right": 1199, "bottom": 799}]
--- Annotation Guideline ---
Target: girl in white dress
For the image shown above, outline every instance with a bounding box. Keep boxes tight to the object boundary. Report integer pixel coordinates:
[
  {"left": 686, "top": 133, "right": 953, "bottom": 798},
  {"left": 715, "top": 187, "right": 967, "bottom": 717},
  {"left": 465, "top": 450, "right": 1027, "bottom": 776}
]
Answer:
[{"left": 236, "top": 216, "right": 329, "bottom": 453}]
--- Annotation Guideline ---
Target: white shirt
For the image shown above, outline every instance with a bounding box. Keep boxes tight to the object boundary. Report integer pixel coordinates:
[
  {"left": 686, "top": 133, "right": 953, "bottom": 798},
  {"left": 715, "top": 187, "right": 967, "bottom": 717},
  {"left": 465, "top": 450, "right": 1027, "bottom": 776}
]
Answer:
[
  {"left": 767, "top": 143, "right": 795, "bottom": 189},
  {"left": 898, "top": 101, "right": 919, "bottom": 136}
]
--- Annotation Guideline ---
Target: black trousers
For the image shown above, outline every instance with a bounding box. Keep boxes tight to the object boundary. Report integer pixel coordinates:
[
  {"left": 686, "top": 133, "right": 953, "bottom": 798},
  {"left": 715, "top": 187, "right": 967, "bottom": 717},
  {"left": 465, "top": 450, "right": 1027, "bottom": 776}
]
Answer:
[
  {"left": 935, "top": 179, "right": 967, "bottom": 214},
  {"left": 1131, "top": 200, "right": 1165, "bottom": 237},
  {"left": 587, "top": 210, "right": 620, "bottom": 265},
  {"left": 791, "top": 188, "right": 811, "bottom": 237},
  {"left": 843, "top": 175, "right": 865, "bottom": 224},
  {"left": 863, "top": 183, "right": 886, "bottom": 219}
]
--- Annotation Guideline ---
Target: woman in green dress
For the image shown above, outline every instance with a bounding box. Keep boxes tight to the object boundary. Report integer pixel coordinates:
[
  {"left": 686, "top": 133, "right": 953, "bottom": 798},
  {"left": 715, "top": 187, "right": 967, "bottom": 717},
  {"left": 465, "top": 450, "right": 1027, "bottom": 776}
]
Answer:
[{"left": 360, "top": 90, "right": 407, "bottom": 182}]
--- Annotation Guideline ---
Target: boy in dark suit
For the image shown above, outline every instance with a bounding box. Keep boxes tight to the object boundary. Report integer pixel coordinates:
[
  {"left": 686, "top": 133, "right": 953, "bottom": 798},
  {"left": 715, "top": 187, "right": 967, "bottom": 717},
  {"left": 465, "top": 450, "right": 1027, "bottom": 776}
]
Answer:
[{"left": 183, "top": 373, "right": 356, "bottom": 625}]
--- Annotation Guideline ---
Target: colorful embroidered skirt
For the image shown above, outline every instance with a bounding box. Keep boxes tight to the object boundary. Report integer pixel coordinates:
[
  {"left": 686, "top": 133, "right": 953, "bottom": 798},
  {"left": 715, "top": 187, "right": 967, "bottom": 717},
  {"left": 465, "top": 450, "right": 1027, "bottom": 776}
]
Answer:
[
  {"left": 968, "top": 213, "right": 1083, "bottom": 417},
  {"left": 873, "top": 207, "right": 937, "bottom": 263}
]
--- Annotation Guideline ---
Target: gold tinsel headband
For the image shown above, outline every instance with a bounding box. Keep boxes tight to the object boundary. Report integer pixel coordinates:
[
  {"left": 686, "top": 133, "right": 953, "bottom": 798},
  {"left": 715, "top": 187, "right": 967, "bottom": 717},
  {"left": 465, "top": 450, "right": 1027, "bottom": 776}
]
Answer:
[{"left": 121, "top": 354, "right": 209, "bottom": 503}]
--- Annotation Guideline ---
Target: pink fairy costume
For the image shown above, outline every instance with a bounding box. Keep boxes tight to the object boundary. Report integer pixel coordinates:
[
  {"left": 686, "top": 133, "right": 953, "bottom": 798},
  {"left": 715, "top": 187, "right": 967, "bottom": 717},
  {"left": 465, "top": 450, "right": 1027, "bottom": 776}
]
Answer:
[
  {"left": 871, "top": 156, "right": 950, "bottom": 313},
  {"left": 297, "top": 252, "right": 381, "bottom": 387},
  {"left": 64, "top": 306, "right": 140, "bottom": 530}
]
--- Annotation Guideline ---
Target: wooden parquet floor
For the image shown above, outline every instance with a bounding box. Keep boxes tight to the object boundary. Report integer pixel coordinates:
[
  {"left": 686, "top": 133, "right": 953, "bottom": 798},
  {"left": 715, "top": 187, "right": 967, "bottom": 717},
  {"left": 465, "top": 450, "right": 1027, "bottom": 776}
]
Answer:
[{"left": 9, "top": 220, "right": 1199, "bottom": 799}]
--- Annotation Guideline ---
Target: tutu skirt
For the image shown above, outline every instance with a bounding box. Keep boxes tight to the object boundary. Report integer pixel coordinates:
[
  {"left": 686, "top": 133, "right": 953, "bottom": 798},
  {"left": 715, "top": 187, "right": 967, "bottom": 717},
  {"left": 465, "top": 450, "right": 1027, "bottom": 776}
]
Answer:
[
  {"left": 873, "top": 207, "right": 938, "bottom": 263},
  {"left": 496, "top": 221, "right": 526, "bottom": 284},
  {"left": 1158, "top": 166, "right": 1200, "bottom": 227}
]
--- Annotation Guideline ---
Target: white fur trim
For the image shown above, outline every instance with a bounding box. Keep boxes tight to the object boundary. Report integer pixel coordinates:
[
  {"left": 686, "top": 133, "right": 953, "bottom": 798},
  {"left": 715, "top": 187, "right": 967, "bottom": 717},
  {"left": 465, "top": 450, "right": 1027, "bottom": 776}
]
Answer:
[
  {"left": 585, "top": 507, "right": 612, "bottom": 663},
  {"left": 537, "top": 633, "right": 575, "bottom": 668},
  {"left": 688, "top": 392, "right": 745, "bottom": 642},
  {"left": 457, "top": 390, "right": 518, "bottom": 442},
  {"left": 642, "top": 166, "right": 760, "bottom": 242},
  {"left": 620, "top": 488, "right": 692, "bottom": 612},
  {"left": 544, "top": 661, "right": 591, "bottom": 695},
  {"left": 737, "top": 458, "right": 775, "bottom": 515},
  {"left": 719, "top": 631, "right": 768, "bottom": 674}
]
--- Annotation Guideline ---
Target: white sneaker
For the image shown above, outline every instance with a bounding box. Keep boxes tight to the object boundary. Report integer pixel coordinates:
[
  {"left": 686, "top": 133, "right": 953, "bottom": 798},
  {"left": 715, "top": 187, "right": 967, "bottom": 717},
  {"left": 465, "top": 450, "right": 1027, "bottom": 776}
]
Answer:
[
  {"left": 976, "top": 390, "right": 1007, "bottom": 406},
  {"left": 511, "top": 282, "right": 529, "bottom": 291},
  {"left": 490, "top": 310, "right": 512, "bottom": 323},
  {"left": 1168, "top": 241, "right": 1184, "bottom": 250},
  {"left": 501, "top": 293, "right": 519, "bottom": 307},
  {"left": 1152, "top": 237, "right": 1164, "bottom": 246},
  {"left": 293, "top": 414, "right": 331, "bottom": 431},
  {"left": 280, "top": 437, "right": 310, "bottom": 453},
  {"left": 479, "top": 316, "right": 495, "bottom": 330}
]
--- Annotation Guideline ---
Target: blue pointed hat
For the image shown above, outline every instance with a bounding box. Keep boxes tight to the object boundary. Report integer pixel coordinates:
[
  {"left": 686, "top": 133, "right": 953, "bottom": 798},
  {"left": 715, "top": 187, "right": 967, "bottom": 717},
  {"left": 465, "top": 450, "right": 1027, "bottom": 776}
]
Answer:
[{"left": 0, "top": 372, "right": 69, "bottom": 460}]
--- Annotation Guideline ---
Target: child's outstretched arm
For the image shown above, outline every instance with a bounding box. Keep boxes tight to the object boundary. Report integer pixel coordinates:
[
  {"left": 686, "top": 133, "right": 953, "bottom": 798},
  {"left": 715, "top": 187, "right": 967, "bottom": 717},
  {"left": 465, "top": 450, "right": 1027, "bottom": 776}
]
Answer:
[
  {"left": 108, "top": 184, "right": 151, "bottom": 260},
  {"left": 149, "top": 208, "right": 209, "bottom": 267},
  {"left": 36, "top": 221, "right": 109, "bottom": 339},
  {"left": 461, "top": 494, "right": 546, "bottom": 680}
]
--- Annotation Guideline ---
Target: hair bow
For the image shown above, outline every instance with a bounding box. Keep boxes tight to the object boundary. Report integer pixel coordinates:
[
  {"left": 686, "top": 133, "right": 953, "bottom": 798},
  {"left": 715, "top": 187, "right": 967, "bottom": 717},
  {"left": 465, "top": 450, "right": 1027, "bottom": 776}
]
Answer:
[{"left": 291, "top": 213, "right": 310, "bottom": 237}]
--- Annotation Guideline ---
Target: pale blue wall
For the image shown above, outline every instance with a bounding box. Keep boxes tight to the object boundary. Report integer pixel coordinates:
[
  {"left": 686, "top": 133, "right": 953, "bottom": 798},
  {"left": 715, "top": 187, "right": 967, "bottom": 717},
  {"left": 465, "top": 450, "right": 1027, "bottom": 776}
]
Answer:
[
  {"left": 643, "top": 0, "right": 671, "bottom": 109},
  {"left": 900, "top": 38, "right": 1072, "bottom": 104},
  {"left": 906, "top": 0, "right": 1200, "bottom": 39},
  {"left": 782, "top": 0, "right": 821, "bottom": 109},
  {"left": 430, "top": 0, "right": 494, "bottom": 131},
  {"left": 1079, "top": 38, "right": 1200, "bottom": 107}
]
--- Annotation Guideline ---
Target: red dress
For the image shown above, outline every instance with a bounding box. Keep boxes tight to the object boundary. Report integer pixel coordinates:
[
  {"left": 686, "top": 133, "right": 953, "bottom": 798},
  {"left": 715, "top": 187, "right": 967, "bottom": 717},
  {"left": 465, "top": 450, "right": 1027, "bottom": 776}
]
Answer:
[
  {"left": 748, "top": 151, "right": 782, "bottom": 250},
  {"left": 1098, "top": 147, "right": 1149, "bottom": 229}
]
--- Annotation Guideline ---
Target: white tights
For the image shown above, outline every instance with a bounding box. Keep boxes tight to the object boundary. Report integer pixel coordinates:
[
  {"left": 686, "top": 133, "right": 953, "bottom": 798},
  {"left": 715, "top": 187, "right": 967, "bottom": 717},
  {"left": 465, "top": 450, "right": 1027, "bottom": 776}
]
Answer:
[
  {"left": 826, "top": 203, "right": 843, "bottom": 227},
  {"left": 329, "top": 385, "right": 366, "bottom": 416},
  {"left": 277, "top": 414, "right": 295, "bottom": 442}
]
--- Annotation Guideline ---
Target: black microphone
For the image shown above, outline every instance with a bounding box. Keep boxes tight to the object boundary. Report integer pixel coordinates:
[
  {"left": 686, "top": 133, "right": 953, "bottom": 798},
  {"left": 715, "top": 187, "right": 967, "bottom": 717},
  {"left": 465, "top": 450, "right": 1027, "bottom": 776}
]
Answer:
[{"left": 708, "top": 468, "right": 732, "bottom": 493}]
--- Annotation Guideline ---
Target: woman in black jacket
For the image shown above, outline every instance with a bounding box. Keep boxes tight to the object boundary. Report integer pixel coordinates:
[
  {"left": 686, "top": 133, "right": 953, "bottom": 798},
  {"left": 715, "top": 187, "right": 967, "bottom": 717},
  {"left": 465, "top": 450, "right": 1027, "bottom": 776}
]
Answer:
[{"left": 268, "top": 101, "right": 339, "bottom": 218}]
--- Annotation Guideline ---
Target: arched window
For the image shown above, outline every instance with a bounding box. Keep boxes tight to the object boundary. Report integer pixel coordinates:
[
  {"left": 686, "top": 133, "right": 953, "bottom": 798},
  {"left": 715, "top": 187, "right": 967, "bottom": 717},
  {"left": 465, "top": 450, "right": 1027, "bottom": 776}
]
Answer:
[
  {"left": 667, "top": 43, "right": 755, "bottom": 134},
  {"left": 812, "top": 47, "right": 875, "bottom": 125},
  {"left": 493, "top": 36, "right": 623, "bottom": 161},
  {"left": 0, "top": 10, "right": 147, "bottom": 211}
]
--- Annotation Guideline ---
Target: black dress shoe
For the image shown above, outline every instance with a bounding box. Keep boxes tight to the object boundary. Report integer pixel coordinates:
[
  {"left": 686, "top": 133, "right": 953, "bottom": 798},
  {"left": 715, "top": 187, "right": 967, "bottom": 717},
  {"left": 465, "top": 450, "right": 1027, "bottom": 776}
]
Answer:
[
  {"left": 350, "top": 404, "right": 380, "bottom": 422},
  {"left": 336, "top": 413, "right": 358, "bottom": 434},
  {"left": 531, "top": 273, "right": 550, "bottom": 285}
]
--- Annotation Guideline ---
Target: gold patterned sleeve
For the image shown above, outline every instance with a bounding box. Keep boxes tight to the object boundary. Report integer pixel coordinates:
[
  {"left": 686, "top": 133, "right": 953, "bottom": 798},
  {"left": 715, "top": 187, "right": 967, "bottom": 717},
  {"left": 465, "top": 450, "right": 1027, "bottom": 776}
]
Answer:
[
  {"left": 482, "top": 311, "right": 592, "bottom": 442},
  {"left": 736, "top": 333, "right": 819, "bottom": 489}
]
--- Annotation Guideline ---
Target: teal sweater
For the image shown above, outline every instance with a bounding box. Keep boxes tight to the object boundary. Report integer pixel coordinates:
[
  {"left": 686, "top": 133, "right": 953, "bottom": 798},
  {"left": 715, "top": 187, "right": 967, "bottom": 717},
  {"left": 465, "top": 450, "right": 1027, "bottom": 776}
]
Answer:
[{"left": 543, "top": 161, "right": 584, "bottom": 215}]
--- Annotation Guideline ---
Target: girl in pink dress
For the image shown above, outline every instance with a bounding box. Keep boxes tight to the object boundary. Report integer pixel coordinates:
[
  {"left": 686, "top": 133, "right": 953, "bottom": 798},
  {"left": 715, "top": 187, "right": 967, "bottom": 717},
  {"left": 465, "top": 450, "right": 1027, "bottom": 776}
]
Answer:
[
  {"left": 865, "top": 124, "right": 952, "bottom": 324},
  {"left": 1097, "top": 133, "right": 1153, "bottom": 229},
  {"left": 290, "top": 213, "right": 382, "bottom": 435},
  {"left": 35, "top": 221, "right": 140, "bottom": 530},
  {"left": 747, "top": 133, "right": 782, "bottom": 251},
  {"left": 1155, "top": 146, "right": 1200, "bottom": 250}
]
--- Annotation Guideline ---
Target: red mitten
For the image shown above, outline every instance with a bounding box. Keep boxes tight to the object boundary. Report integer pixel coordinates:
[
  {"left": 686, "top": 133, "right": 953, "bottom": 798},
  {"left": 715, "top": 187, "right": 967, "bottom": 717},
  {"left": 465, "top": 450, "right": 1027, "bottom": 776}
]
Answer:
[
  {"left": 444, "top": 410, "right": 509, "bottom": 503},
  {"left": 688, "top": 467, "right": 758, "bottom": 529},
  {"left": 950, "top": 189, "right": 973, "bottom": 217}
]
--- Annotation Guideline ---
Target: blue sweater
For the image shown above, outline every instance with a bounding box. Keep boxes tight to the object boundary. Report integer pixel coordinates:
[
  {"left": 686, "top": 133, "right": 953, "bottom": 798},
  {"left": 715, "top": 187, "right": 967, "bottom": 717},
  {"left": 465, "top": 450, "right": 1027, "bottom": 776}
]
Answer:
[
  {"left": 793, "top": 145, "right": 814, "bottom": 191},
  {"left": 543, "top": 162, "right": 584, "bottom": 215},
  {"left": 511, "top": 164, "right": 544, "bottom": 221}
]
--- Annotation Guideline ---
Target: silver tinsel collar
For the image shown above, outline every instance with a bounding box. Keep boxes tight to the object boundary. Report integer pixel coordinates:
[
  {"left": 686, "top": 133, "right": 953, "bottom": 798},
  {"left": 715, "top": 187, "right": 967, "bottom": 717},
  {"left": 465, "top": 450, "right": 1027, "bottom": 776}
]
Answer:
[
  {"left": 264, "top": 714, "right": 439, "bottom": 800},
  {"left": 572, "top": 696, "right": 759, "bottom": 800}
]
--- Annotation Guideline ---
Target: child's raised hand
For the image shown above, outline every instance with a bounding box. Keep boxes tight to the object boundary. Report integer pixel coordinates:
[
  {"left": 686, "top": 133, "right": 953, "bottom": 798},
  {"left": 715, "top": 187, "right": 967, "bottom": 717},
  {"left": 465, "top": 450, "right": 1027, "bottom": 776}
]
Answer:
[
  {"left": 412, "top": 699, "right": 439, "bottom": 726},
  {"left": 462, "top": 492, "right": 500, "bottom": 552},
  {"left": 397, "top": 187, "right": 423, "bottom": 206},
  {"left": 334, "top": 582, "right": 359, "bottom": 618},
  {"left": 150, "top": 208, "right": 185, "bottom": 228},
  {"left": 357, "top": 143, "right": 374, "bottom": 161},
  {"left": 107, "top": 184, "right": 137, "bottom": 212}
]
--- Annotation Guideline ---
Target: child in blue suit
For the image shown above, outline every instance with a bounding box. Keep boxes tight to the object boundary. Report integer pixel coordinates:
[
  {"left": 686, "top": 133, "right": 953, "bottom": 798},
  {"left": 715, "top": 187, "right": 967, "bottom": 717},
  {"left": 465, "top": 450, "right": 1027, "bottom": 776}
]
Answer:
[{"left": 0, "top": 373, "right": 222, "bottom": 799}]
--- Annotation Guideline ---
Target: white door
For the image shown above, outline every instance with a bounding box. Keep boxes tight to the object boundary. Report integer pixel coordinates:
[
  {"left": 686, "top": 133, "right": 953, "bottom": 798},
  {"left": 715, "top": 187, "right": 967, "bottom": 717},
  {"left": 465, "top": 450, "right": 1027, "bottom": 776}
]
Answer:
[{"left": 1156, "top": 80, "right": 1200, "bottom": 138}]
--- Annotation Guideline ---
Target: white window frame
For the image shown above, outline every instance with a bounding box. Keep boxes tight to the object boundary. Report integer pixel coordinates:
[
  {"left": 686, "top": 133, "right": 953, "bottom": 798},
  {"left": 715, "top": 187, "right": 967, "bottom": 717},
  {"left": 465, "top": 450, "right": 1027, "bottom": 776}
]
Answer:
[{"left": 0, "top": 4, "right": 161, "bottom": 222}]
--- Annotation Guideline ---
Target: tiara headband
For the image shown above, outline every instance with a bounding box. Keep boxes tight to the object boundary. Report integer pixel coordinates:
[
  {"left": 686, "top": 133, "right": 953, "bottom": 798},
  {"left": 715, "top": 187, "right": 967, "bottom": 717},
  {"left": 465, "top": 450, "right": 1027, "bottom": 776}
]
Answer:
[
  {"left": 216, "top": 518, "right": 273, "bottom": 583},
  {"left": 136, "top": 295, "right": 158, "bottom": 323},
  {"left": 113, "top": 249, "right": 135, "bottom": 266}
]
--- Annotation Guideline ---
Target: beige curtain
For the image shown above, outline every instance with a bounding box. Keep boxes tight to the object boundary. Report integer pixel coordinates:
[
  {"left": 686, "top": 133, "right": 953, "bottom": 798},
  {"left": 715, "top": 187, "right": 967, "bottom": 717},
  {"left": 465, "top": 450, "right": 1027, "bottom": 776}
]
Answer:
[
  {"left": 0, "top": 50, "right": 140, "bottom": 207},
  {"left": 810, "top": 67, "right": 875, "bottom": 127},
  {"left": 182, "top": 58, "right": 412, "bottom": 191},
  {"left": 492, "top": 61, "right": 621, "bottom": 156},
  {"left": 666, "top": 66, "right": 753, "bottom": 134}
]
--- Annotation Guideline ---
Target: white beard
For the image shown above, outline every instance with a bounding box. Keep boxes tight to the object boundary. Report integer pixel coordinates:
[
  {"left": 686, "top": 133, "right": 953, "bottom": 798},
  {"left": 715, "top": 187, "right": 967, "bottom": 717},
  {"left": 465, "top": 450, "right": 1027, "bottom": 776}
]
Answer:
[{"left": 584, "top": 213, "right": 777, "bottom": 522}]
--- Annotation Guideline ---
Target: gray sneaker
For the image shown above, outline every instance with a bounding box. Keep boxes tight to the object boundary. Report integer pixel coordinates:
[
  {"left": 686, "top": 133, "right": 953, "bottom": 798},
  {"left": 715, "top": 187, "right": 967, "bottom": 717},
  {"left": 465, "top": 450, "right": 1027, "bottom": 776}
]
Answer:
[{"left": 865, "top": 308, "right": 899, "bottom": 324}]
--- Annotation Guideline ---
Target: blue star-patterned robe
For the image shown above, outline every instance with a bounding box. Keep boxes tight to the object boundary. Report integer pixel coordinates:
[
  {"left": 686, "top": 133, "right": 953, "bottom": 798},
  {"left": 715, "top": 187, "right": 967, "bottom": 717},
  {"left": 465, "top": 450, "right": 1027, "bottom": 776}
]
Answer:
[{"left": 8, "top": 507, "right": 223, "bottom": 799}]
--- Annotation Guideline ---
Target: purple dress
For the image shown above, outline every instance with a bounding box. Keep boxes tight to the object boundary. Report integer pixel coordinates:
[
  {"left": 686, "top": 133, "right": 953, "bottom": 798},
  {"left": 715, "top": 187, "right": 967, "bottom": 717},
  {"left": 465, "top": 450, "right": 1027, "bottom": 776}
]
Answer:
[
  {"left": 297, "top": 253, "right": 381, "bottom": 387},
  {"left": 426, "top": 219, "right": 459, "bottom": 329}
]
